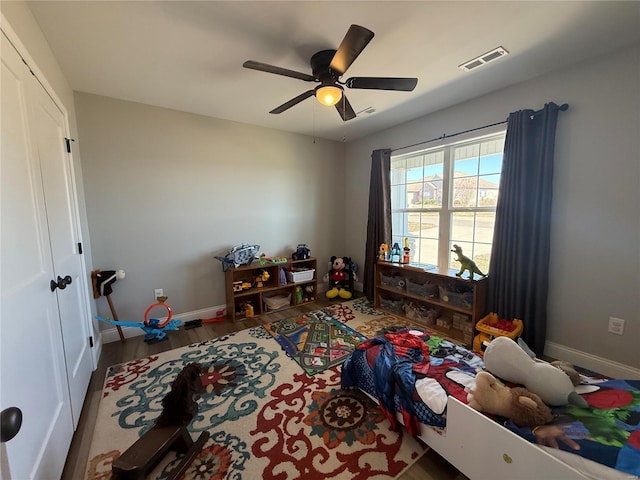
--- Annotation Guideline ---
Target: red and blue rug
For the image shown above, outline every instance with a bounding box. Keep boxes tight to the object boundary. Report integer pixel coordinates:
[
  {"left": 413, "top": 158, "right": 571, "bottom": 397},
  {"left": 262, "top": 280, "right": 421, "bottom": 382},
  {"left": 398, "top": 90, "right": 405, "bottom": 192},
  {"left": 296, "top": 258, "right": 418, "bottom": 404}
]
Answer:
[{"left": 85, "top": 301, "right": 426, "bottom": 479}]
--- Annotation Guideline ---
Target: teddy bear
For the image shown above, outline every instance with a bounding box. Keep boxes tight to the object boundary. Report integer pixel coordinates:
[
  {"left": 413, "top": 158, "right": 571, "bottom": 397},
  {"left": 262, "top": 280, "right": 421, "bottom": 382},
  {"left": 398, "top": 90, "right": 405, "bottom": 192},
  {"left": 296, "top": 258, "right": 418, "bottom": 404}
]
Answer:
[
  {"left": 326, "top": 256, "right": 353, "bottom": 300},
  {"left": 467, "top": 371, "right": 553, "bottom": 427}
]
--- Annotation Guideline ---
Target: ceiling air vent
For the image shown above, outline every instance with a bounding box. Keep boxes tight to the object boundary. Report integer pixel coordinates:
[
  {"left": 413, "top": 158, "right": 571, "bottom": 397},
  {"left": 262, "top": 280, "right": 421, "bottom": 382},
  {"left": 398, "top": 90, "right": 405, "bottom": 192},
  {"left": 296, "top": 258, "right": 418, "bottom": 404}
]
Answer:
[{"left": 459, "top": 46, "right": 509, "bottom": 72}]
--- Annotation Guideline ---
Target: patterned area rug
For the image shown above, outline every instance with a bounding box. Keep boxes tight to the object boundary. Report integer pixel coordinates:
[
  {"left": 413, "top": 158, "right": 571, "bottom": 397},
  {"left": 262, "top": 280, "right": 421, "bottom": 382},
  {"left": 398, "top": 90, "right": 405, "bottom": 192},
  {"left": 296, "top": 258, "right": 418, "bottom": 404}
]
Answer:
[
  {"left": 263, "top": 309, "right": 368, "bottom": 374},
  {"left": 85, "top": 311, "right": 426, "bottom": 479}
]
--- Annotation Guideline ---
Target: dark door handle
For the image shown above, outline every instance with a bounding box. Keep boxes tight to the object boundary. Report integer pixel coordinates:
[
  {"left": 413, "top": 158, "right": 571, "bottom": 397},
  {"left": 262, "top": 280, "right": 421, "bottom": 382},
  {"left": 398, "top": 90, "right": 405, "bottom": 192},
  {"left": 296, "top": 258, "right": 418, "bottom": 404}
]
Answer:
[
  {"left": 1, "top": 407, "right": 23, "bottom": 443},
  {"left": 50, "top": 275, "right": 72, "bottom": 292}
]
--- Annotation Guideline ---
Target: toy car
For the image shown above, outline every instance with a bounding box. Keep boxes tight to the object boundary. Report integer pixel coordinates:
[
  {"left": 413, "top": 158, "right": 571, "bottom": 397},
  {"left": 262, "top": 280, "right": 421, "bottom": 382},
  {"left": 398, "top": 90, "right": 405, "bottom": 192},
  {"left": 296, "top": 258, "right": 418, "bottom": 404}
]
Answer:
[{"left": 292, "top": 244, "right": 311, "bottom": 260}]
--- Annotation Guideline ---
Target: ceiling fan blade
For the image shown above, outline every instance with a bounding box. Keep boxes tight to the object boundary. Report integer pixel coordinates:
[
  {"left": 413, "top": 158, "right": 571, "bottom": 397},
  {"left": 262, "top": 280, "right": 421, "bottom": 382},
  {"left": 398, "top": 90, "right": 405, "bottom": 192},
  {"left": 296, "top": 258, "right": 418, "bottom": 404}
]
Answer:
[
  {"left": 269, "top": 90, "right": 315, "bottom": 114},
  {"left": 335, "top": 95, "right": 356, "bottom": 121},
  {"left": 329, "top": 25, "right": 375, "bottom": 75},
  {"left": 243, "top": 60, "right": 315, "bottom": 82},
  {"left": 345, "top": 77, "right": 418, "bottom": 91}
]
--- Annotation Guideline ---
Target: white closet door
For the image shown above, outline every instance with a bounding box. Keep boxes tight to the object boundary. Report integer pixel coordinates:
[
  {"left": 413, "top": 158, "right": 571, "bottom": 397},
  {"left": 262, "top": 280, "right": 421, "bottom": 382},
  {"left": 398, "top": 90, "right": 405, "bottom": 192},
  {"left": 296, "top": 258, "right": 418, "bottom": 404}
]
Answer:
[
  {"left": 28, "top": 49, "right": 93, "bottom": 429},
  {"left": 0, "top": 31, "right": 89, "bottom": 479}
]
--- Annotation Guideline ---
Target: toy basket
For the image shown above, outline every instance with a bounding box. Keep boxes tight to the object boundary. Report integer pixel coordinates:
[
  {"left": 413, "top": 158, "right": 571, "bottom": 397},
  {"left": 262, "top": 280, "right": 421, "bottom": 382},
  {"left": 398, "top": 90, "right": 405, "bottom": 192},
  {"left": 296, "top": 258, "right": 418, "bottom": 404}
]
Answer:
[
  {"left": 406, "top": 278, "right": 438, "bottom": 297},
  {"left": 438, "top": 285, "right": 473, "bottom": 308},
  {"left": 475, "top": 313, "right": 524, "bottom": 338},
  {"left": 264, "top": 293, "right": 291, "bottom": 311},
  {"left": 286, "top": 268, "right": 315, "bottom": 283},
  {"left": 380, "top": 273, "right": 406, "bottom": 289},
  {"left": 473, "top": 313, "right": 524, "bottom": 352},
  {"left": 404, "top": 302, "right": 438, "bottom": 325},
  {"left": 379, "top": 296, "right": 404, "bottom": 314}
]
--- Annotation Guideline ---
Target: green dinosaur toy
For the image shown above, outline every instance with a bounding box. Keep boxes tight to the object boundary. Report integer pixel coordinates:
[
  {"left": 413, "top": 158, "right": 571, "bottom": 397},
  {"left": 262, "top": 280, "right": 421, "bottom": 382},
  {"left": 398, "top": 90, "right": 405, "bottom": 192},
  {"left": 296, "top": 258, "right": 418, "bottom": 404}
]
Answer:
[{"left": 451, "top": 244, "right": 486, "bottom": 280}]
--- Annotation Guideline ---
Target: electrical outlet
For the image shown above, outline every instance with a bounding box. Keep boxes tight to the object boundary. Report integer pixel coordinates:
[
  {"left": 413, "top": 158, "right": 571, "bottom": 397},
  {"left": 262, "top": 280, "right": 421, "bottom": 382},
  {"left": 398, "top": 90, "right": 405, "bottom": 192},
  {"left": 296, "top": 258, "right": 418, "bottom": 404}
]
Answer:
[
  {"left": 154, "top": 288, "right": 163, "bottom": 300},
  {"left": 608, "top": 317, "right": 625, "bottom": 335}
]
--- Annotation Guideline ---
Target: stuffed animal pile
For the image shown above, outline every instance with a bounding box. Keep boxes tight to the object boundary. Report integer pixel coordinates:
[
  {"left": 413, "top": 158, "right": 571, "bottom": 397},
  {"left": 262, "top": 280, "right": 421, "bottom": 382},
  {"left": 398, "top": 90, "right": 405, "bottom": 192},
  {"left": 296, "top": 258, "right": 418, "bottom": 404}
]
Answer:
[
  {"left": 467, "top": 371, "right": 553, "bottom": 427},
  {"left": 483, "top": 337, "right": 587, "bottom": 407},
  {"left": 467, "top": 336, "right": 587, "bottom": 429}
]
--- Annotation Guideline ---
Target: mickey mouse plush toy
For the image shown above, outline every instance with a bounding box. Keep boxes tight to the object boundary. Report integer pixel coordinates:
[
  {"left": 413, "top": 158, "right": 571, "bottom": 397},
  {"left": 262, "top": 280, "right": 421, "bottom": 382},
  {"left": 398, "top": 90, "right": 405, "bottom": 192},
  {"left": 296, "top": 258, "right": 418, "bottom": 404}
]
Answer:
[{"left": 326, "top": 256, "right": 353, "bottom": 300}]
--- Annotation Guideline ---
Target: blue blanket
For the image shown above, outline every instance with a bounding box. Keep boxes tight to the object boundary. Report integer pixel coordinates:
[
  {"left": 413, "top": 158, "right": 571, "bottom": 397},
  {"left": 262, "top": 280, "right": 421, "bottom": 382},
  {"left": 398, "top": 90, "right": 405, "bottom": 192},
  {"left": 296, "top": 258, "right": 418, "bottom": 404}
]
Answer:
[{"left": 505, "top": 374, "right": 640, "bottom": 476}]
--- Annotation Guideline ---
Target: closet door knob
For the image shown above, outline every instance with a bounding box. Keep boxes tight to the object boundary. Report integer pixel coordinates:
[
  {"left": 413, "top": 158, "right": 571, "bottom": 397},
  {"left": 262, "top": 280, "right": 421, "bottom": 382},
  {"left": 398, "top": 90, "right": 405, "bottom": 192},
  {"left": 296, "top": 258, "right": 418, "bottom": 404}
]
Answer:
[
  {"left": 50, "top": 275, "right": 73, "bottom": 292},
  {"left": 1, "top": 407, "right": 23, "bottom": 443}
]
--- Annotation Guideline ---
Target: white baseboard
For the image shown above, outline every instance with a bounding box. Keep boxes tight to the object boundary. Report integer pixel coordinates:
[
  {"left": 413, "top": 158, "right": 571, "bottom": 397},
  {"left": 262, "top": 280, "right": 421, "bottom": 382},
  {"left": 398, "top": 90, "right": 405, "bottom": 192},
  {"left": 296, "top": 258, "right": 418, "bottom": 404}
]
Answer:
[
  {"left": 544, "top": 341, "right": 640, "bottom": 379},
  {"left": 100, "top": 304, "right": 226, "bottom": 344}
]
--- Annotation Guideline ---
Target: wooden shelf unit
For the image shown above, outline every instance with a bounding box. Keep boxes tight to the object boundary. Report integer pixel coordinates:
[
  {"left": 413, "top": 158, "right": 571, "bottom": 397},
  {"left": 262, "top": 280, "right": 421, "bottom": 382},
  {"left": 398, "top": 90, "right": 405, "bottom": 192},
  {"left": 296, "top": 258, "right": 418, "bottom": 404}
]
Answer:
[
  {"left": 225, "top": 257, "right": 317, "bottom": 321},
  {"left": 374, "top": 261, "right": 487, "bottom": 346}
]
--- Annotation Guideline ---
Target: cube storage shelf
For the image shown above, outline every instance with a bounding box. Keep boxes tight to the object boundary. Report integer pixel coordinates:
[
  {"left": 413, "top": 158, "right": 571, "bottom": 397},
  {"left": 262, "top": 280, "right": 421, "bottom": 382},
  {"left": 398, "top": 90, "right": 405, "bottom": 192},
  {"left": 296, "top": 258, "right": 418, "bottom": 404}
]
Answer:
[
  {"left": 374, "top": 261, "right": 487, "bottom": 346},
  {"left": 225, "top": 257, "right": 317, "bottom": 321}
]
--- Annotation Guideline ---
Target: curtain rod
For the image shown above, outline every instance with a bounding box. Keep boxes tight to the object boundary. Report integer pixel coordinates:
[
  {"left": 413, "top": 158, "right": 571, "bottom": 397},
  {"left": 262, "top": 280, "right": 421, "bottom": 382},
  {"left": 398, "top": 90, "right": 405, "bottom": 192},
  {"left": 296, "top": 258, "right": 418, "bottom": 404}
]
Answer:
[{"left": 391, "top": 103, "right": 569, "bottom": 153}]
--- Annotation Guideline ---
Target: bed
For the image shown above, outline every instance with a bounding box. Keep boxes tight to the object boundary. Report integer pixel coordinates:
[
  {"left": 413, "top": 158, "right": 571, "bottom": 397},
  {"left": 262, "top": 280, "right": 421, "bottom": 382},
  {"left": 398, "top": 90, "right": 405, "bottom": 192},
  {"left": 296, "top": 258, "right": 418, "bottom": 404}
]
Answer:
[{"left": 341, "top": 328, "right": 640, "bottom": 480}]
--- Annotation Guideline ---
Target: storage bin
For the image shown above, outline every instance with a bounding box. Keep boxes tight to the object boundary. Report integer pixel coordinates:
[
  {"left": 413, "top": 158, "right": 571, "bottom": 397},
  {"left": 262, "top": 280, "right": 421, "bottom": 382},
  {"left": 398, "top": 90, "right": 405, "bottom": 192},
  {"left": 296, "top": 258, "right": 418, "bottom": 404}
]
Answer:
[
  {"left": 436, "top": 317, "right": 453, "bottom": 329},
  {"left": 452, "top": 313, "right": 474, "bottom": 333},
  {"left": 438, "top": 286, "right": 473, "bottom": 308},
  {"left": 379, "top": 296, "right": 404, "bottom": 314},
  {"left": 404, "top": 302, "right": 438, "bottom": 325},
  {"left": 380, "top": 273, "right": 406, "bottom": 289},
  {"left": 406, "top": 278, "right": 438, "bottom": 297},
  {"left": 264, "top": 293, "right": 291, "bottom": 311},
  {"left": 286, "top": 268, "right": 315, "bottom": 283}
]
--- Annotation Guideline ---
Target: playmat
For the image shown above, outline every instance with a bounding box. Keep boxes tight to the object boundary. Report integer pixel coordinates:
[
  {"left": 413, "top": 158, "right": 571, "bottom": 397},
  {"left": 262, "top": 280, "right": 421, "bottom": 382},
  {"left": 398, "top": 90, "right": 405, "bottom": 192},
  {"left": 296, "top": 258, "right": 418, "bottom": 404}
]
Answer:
[{"left": 263, "top": 309, "right": 368, "bottom": 375}]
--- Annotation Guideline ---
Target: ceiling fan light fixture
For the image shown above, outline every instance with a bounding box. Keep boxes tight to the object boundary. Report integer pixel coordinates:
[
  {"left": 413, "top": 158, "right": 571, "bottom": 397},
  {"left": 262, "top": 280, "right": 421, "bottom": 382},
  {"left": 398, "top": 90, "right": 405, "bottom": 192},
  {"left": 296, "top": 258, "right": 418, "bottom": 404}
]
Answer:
[{"left": 315, "top": 85, "right": 343, "bottom": 107}]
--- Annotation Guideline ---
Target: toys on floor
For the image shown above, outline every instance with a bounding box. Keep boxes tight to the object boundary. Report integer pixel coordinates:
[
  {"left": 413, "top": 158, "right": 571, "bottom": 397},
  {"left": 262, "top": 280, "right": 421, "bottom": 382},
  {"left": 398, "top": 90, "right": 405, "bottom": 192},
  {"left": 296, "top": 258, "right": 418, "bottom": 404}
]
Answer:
[
  {"left": 91, "top": 268, "right": 127, "bottom": 342},
  {"left": 184, "top": 319, "right": 202, "bottom": 329},
  {"left": 96, "top": 296, "right": 181, "bottom": 343},
  {"left": 199, "top": 307, "right": 226, "bottom": 323}
]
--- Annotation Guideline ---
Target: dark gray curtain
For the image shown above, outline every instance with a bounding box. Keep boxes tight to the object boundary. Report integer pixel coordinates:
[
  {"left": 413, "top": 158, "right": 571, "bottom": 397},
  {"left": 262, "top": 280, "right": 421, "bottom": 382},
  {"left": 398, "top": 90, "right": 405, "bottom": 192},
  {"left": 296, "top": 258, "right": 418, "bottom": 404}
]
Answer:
[
  {"left": 364, "top": 149, "right": 392, "bottom": 300},
  {"left": 487, "top": 102, "right": 564, "bottom": 355}
]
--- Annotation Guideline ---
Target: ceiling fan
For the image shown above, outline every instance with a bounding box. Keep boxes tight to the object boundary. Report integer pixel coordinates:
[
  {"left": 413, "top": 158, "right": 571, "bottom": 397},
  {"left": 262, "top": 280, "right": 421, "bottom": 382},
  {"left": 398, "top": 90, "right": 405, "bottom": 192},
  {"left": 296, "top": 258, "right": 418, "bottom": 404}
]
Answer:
[{"left": 243, "top": 24, "right": 418, "bottom": 121}]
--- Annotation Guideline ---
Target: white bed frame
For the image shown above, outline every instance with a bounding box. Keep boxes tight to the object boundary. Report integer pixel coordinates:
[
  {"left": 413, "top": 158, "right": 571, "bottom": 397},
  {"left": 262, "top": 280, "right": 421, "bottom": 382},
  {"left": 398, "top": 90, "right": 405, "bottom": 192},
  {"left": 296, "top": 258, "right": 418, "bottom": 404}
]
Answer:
[{"left": 387, "top": 395, "right": 635, "bottom": 480}]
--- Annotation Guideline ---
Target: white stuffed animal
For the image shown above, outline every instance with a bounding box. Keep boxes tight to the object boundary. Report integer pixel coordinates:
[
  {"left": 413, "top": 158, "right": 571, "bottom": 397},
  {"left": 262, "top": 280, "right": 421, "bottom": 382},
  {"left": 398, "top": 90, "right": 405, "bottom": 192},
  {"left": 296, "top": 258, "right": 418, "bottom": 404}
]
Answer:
[{"left": 484, "top": 337, "right": 587, "bottom": 407}]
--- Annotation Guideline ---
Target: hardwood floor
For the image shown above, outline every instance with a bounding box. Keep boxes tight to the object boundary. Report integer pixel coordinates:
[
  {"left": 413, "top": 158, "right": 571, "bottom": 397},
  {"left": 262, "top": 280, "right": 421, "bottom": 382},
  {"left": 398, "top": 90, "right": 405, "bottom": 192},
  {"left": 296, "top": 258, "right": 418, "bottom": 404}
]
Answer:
[{"left": 62, "top": 295, "right": 468, "bottom": 480}]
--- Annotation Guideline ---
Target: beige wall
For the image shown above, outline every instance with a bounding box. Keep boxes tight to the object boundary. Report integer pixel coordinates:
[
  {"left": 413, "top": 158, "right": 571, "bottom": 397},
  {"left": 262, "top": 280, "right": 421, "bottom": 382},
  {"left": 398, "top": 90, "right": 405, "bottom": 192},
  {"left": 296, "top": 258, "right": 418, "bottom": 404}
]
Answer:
[
  {"left": 345, "top": 44, "right": 640, "bottom": 370},
  {"left": 75, "top": 93, "right": 345, "bottom": 323}
]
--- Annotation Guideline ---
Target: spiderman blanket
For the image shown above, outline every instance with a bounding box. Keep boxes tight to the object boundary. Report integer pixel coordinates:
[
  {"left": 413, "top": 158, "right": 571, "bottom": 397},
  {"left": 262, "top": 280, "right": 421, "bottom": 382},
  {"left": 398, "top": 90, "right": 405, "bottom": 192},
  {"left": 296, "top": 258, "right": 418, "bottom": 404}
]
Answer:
[
  {"left": 341, "top": 328, "right": 483, "bottom": 433},
  {"left": 505, "top": 370, "right": 640, "bottom": 477}
]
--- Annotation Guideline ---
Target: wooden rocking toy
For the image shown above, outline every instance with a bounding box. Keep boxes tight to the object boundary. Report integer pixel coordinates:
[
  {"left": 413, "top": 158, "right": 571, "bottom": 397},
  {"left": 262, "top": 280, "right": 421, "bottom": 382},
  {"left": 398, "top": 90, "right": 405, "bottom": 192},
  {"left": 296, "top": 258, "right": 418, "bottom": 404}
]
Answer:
[{"left": 111, "top": 363, "right": 208, "bottom": 480}]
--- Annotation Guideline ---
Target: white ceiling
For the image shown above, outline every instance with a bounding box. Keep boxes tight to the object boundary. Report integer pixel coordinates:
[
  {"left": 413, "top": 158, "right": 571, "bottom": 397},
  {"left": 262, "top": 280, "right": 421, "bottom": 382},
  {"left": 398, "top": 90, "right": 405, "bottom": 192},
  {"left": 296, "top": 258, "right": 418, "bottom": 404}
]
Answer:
[{"left": 26, "top": 1, "right": 640, "bottom": 142}]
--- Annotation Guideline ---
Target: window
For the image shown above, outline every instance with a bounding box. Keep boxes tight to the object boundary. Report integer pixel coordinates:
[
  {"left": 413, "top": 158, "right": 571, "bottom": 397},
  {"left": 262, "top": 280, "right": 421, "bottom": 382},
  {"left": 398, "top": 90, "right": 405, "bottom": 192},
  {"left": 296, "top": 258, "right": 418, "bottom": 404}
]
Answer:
[{"left": 390, "top": 131, "right": 505, "bottom": 273}]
